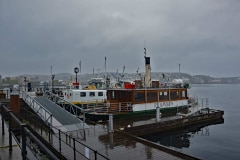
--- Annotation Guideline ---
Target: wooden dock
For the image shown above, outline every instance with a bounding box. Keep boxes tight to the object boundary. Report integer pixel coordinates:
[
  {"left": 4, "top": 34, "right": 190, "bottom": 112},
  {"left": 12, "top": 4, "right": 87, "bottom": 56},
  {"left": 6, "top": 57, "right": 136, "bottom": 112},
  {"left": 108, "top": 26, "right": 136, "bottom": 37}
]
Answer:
[
  {"left": 112, "top": 108, "right": 224, "bottom": 160},
  {"left": 121, "top": 108, "right": 224, "bottom": 136}
]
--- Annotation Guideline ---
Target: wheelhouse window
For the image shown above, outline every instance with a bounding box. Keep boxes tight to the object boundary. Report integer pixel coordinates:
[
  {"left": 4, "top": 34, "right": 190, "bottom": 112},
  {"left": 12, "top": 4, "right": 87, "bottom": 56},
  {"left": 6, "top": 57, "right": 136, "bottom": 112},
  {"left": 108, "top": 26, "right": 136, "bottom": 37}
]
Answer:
[
  {"left": 98, "top": 92, "right": 103, "bottom": 96},
  {"left": 147, "top": 92, "right": 157, "bottom": 101},
  {"left": 80, "top": 92, "right": 86, "bottom": 97},
  {"left": 118, "top": 91, "right": 131, "bottom": 101},
  {"left": 109, "top": 91, "right": 115, "bottom": 99},
  {"left": 159, "top": 91, "right": 168, "bottom": 100},
  {"left": 89, "top": 92, "right": 95, "bottom": 97},
  {"left": 134, "top": 92, "right": 145, "bottom": 102},
  {"left": 180, "top": 90, "right": 186, "bottom": 98},
  {"left": 170, "top": 91, "right": 179, "bottom": 100}
]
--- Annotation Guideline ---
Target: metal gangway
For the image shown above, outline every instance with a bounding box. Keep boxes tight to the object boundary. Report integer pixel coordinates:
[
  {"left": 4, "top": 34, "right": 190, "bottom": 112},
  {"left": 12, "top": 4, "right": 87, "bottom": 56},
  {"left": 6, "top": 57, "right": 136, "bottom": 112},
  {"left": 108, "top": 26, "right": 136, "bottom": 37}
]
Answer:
[{"left": 22, "top": 91, "right": 88, "bottom": 133}]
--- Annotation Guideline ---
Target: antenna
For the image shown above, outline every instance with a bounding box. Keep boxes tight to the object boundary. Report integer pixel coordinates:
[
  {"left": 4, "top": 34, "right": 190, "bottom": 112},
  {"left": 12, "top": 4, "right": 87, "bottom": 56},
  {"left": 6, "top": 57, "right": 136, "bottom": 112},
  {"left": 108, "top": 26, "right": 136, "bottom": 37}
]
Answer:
[
  {"left": 122, "top": 65, "right": 125, "bottom": 78},
  {"left": 79, "top": 61, "right": 81, "bottom": 73},
  {"left": 50, "top": 65, "right": 53, "bottom": 75},
  {"left": 144, "top": 40, "right": 147, "bottom": 57},
  {"left": 104, "top": 56, "right": 107, "bottom": 78},
  {"left": 144, "top": 48, "right": 146, "bottom": 57},
  {"left": 179, "top": 63, "right": 181, "bottom": 79},
  {"left": 179, "top": 63, "right": 181, "bottom": 73}
]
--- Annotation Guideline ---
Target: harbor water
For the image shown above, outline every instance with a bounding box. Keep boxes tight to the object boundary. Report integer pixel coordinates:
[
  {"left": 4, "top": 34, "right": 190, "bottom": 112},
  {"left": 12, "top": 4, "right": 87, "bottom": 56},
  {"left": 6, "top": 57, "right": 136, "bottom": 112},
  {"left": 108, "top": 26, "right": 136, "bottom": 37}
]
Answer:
[
  {"left": 1, "top": 84, "right": 239, "bottom": 160},
  {"left": 142, "top": 84, "right": 240, "bottom": 160}
]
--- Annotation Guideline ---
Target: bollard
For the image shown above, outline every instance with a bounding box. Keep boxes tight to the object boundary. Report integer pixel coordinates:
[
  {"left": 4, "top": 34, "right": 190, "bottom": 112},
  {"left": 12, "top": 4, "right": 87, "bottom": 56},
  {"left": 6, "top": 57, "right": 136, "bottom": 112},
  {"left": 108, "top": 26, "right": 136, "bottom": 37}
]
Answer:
[
  {"left": 156, "top": 107, "right": 161, "bottom": 122},
  {"left": 108, "top": 114, "right": 114, "bottom": 133}
]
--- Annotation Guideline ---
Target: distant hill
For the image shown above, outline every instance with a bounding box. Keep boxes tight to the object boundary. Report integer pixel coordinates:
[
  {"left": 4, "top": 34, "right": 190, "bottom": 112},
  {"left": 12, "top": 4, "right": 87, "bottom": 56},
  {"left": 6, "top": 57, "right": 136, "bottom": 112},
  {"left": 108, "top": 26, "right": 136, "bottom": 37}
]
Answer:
[
  {"left": 1, "top": 72, "right": 240, "bottom": 85},
  {"left": 48, "top": 72, "right": 240, "bottom": 84}
]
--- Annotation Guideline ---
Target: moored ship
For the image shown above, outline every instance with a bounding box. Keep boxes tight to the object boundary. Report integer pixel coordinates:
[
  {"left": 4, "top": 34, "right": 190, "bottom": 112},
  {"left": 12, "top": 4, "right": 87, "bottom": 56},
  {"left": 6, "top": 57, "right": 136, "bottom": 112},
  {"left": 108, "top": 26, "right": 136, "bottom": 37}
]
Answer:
[{"left": 83, "top": 48, "right": 192, "bottom": 121}]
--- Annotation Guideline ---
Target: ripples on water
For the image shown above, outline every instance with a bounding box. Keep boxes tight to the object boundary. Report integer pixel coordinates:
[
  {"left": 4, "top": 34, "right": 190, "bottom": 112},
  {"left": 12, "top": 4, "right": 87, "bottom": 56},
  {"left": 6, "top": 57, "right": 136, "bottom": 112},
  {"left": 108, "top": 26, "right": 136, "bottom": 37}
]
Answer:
[{"left": 143, "top": 84, "right": 240, "bottom": 160}]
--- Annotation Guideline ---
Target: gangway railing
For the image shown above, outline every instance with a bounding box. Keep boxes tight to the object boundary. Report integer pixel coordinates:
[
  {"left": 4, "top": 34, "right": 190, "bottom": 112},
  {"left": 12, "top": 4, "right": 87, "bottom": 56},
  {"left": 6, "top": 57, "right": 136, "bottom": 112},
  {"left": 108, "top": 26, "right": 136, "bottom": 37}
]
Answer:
[
  {"left": 44, "top": 91, "right": 86, "bottom": 122},
  {"left": 22, "top": 91, "right": 53, "bottom": 127}
]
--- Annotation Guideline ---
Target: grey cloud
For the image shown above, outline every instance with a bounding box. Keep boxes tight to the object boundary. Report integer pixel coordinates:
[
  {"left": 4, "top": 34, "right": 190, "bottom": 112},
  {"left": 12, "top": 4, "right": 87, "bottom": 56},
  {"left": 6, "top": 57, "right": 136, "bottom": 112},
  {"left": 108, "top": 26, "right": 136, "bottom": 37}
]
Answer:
[{"left": 0, "top": 0, "right": 240, "bottom": 77}]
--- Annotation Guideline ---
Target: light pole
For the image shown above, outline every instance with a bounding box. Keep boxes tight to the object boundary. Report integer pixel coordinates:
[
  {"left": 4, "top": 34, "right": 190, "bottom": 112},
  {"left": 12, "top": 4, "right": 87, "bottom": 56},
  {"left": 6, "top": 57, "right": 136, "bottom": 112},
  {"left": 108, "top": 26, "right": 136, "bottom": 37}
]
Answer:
[
  {"left": 24, "top": 77, "right": 27, "bottom": 92},
  {"left": 52, "top": 74, "right": 55, "bottom": 93},
  {"left": 74, "top": 67, "right": 79, "bottom": 83}
]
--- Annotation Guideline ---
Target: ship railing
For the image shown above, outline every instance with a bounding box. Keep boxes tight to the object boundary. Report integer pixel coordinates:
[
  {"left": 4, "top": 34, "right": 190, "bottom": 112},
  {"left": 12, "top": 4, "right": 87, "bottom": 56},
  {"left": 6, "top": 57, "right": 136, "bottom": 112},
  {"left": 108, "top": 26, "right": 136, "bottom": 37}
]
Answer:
[
  {"left": 86, "top": 102, "right": 133, "bottom": 113},
  {"left": 77, "top": 101, "right": 107, "bottom": 113},
  {"left": 185, "top": 96, "right": 210, "bottom": 116},
  {"left": 22, "top": 91, "right": 53, "bottom": 127},
  {"left": 189, "top": 96, "right": 209, "bottom": 108},
  {"left": 80, "top": 102, "right": 133, "bottom": 113},
  {"left": 117, "top": 102, "right": 133, "bottom": 112}
]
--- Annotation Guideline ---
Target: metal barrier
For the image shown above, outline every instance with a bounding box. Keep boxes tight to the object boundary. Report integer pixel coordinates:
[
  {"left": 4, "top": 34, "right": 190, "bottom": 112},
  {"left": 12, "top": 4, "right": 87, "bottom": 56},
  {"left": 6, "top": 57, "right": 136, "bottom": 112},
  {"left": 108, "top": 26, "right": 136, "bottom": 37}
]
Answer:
[
  {"left": 22, "top": 91, "right": 53, "bottom": 127},
  {"left": 1, "top": 102, "right": 110, "bottom": 160},
  {"left": 0, "top": 104, "right": 60, "bottom": 160},
  {"left": 52, "top": 125, "right": 110, "bottom": 160}
]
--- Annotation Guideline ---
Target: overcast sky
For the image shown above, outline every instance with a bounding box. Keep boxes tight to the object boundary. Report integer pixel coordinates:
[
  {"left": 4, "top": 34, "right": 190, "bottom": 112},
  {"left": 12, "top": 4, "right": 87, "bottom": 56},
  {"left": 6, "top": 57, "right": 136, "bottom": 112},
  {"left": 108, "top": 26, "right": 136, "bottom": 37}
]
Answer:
[{"left": 0, "top": 0, "right": 239, "bottom": 78}]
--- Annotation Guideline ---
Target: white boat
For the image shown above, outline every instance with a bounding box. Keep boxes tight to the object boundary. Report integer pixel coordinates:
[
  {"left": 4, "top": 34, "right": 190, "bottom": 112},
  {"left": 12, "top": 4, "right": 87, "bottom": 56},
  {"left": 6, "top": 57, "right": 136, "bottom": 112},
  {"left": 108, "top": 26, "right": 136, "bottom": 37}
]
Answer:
[{"left": 62, "top": 82, "right": 107, "bottom": 105}]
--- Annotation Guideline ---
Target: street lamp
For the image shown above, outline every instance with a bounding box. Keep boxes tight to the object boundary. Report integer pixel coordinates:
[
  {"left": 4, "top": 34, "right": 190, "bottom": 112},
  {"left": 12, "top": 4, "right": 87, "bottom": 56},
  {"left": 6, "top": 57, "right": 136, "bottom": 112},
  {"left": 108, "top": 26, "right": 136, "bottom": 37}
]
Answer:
[
  {"left": 74, "top": 67, "right": 79, "bottom": 83},
  {"left": 52, "top": 74, "right": 55, "bottom": 93},
  {"left": 24, "top": 77, "right": 27, "bottom": 92}
]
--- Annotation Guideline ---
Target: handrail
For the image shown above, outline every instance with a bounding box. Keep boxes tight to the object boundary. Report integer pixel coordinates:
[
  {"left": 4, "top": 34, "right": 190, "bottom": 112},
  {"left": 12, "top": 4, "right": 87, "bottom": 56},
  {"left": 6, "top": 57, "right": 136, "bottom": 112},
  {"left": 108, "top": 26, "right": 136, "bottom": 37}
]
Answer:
[
  {"left": 44, "top": 91, "right": 86, "bottom": 127},
  {"left": 0, "top": 104, "right": 60, "bottom": 160},
  {"left": 44, "top": 90, "right": 85, "bottom": 114},
  {"left": 22, "top": 91, "right": 52, "bottom": 127}
]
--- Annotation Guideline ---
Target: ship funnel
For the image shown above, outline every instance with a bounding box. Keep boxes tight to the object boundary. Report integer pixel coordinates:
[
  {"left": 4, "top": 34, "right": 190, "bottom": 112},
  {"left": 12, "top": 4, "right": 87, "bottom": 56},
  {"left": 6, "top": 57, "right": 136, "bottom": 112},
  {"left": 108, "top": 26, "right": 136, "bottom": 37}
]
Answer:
[{"left": 144, "top": 48, "right": 151, "bottom": 87}]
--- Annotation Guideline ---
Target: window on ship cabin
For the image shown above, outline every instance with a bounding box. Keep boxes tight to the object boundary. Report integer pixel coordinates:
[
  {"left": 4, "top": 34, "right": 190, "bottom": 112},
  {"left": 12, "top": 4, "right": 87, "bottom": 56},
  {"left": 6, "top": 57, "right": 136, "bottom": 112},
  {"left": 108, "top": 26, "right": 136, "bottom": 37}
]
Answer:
[
  {"left": 159, "top": 91, "right": 168, "bottom": 100},
  {"left": 181, "top": 90, "right": 186, "bottom": 98},
  {"left": 147, "top": 92, "right": 157, "bottom": 101},
  {"left": 134, "top": 92, "right": 145, "bottom": 102},
  {"left": 170, "top": 91, "right": 178, "bottom": 100},
  {"left": 98, "top": 92, "right": 103, "bottom": 96},
  {"left": 80, "top": 92, "right": 86, "bottom": 97},
  {"left": 112, "top": 91, "right": 115, "bottom": 99},
  {"left": 90, "top": 92, "right": 95, "bottom": 97}
]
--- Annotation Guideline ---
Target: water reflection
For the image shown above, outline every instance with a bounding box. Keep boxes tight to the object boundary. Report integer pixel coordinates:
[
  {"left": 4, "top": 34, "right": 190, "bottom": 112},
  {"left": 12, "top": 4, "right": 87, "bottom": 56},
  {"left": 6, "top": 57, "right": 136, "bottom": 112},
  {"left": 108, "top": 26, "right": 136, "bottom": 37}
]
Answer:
[
  {"left": 96, "top": 116, "right": 224, "bottom": 160},
  {"left": 98, "top": 117, "right": 224, "bottom": 150},
  {"left": 141, "top": 118, "right": 224, "bottom": 149}
]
